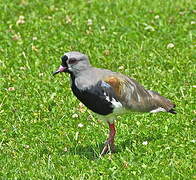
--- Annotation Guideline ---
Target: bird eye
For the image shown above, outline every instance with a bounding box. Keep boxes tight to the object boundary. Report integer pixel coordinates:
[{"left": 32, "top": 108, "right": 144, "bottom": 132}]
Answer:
[{"left": 69, "top": 58, "right": 77, "bottom": 64}]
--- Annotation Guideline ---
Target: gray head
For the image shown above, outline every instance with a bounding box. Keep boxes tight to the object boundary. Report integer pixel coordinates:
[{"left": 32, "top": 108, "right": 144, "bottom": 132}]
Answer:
[{"left": 53, "top": 51, "right": 91, "bottom": 76}]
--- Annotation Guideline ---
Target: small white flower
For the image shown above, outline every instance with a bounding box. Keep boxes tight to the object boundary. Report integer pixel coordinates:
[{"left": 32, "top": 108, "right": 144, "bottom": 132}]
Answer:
[
  {"left": 103, "top": 50, "right": 110, "bottom": 56},
  {"left": 87, "top": 19, "right": 93, "bottom": 26},
  {"left": 24, "top": 145, "right": 30, "bottom": 149},
  {"left": 39, "top": 73, "right": 44, "bottom": 77},
  {"left": 20, "top": 66, "right": 26, "bottom": 70},
  {"left": 167, "top": 43, "right": 175, "bottom": 49},
  {"left": 101, "top": 26, "right": 105, "bottom": 30},
  {"left": 47, "top": 16, "right": 52, "bottom": 20},
  {"left": 154, "top": 15, "right": 160, "bottom": 19},
  {"left": 8, "top": 87, "right": 15, "bottom": 91},
  {"left": 32, "top": 45, "right": 38, "bottom": 51},
  {"left": 118, "top": 66, "right": 124, "bottom": 70},
  {"left": 50, "top": 93, "right": 56, "bottom": 99},
  {"left": 72, "top": 113, "right": 79, "bottom": 118},
  {"left": 12, "top": 34, "right": 21, "bottom": 41},
  {"left": 66, "top": 15, "right": 72, "bottom": 24},
  {"left": 78, "top": 123, "right": 84, "bottom": 128},
  {"left": 191, "top": 139, "right": 196, "bottom": 143},
  {"left": 32, "top": 37, "right": 37, "bottom": 41},
  {"left": 79, "top": 102, "right": 84, "bottom": 107},
  {"left": 142, "top": 141, "right": 148, "bottom": 145},
  {"left": 16, "top": 15, "right": 25, "bottom": 25},
  {"left": 64, "top": 147, "right": 68, "bottom": 152}
]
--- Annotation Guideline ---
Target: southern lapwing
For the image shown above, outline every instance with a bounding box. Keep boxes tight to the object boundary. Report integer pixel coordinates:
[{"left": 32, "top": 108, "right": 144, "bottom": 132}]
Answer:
[{"left": 53, "top": 51, "right": 176, "bottom": 156}]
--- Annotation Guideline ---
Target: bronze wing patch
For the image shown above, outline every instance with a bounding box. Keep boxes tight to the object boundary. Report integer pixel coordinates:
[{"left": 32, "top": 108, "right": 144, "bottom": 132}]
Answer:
[{"left": 103, "top": 76, "right": 123, "bottom": 99}]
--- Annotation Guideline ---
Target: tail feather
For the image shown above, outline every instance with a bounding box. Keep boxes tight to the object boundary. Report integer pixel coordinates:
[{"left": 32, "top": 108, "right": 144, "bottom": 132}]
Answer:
[
  {"left": 148, "top": 90, "right": 176, "bottom": 114},
  {"left": 168, "top": 104, "right": 177, "bottom": 114},
  {"left": 168, "top": 108, "right": 177, "bottom": 114}
]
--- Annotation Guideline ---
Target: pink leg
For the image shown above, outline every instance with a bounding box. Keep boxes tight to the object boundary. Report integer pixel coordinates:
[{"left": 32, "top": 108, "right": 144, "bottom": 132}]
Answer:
[{"left": 100, "top": 122, "right": 116, "bottom": 156}]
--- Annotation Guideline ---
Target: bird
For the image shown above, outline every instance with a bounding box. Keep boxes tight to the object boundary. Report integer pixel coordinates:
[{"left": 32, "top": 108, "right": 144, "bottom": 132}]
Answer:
[{"left": 53, "top": 51, "right": 176, "bottom": 156}]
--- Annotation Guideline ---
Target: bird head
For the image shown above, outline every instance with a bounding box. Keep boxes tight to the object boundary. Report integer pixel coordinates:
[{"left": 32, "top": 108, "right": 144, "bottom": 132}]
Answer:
[{"left": 53, "top": 51, "right": 91, "bottom": 76}]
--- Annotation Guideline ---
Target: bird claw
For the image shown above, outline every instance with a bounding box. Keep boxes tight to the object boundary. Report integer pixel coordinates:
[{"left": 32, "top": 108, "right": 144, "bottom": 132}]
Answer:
[{"left": 100, "top": 140, "right": 115, "bottom": 156}]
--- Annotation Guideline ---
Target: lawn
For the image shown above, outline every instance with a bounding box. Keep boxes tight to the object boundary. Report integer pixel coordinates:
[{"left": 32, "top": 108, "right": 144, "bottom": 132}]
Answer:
[{"left": 0, "top": 0, "right": 195, "bottom": 179}]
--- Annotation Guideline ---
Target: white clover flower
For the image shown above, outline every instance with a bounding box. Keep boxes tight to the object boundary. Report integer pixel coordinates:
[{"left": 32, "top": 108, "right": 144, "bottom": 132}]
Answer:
[
  {"left": 72, "top": 113, "right": 79, "bottom": 118},
  {"left": 78, "top": 123, "right": 84, "bottom": 128},
  {"left": 142, "top": 141, "right": 148, "bottom": 145},
  {"left": 8, "top": 87, "right": 15, "bottom": 91},
  {"left": 87, "top": 19, "right": 93, "bottom": 26},
  {"left": 167, "top": 43, "right": 175, "bottom": 49}
]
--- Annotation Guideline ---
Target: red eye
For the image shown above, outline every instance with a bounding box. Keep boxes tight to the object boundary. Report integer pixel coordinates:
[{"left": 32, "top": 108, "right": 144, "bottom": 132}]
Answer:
[{"left": 69, "top": 58, "right": 77, "bottom": 64}]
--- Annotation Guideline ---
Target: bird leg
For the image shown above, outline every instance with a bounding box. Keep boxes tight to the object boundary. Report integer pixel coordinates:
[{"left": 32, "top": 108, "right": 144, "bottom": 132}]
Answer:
[{"left": 100, "top": 122, "right": 116, "bottom": 156}]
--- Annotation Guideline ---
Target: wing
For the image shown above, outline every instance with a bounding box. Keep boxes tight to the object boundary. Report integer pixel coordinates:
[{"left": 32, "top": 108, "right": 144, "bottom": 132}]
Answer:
[
  {"left": 103, "top": 75, "right": 150, "bottom": 106},
  {"left": 103, "top": 75, "right": 176, "bottom": 113},
  {"left": 103, "top": 75, "right": 155, "bottom": 112}
]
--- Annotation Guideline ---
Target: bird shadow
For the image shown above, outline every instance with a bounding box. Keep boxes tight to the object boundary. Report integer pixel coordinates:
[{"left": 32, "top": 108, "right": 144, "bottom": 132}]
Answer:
[
  {"left": 61, "top": 142, "right": 134, "bottom": 160},
  {"left": 57, "top": 143, "right": 103, "bottom": 160},
  {"left": 57, "top": 133, "right": 163, "bottom": 160},
  {"left": 56, "top": 142, "right": 129, "bottom": 160}
]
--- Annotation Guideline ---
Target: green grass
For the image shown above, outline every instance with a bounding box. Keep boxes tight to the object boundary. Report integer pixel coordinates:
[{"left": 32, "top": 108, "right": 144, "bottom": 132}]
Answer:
[{"left": 0, "top": 0, "right": 195, "bottom": 179}]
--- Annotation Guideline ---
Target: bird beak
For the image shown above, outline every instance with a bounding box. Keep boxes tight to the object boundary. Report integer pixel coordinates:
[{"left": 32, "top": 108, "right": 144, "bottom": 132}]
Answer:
[{"left": 53, "top": 65, "right": 67, "bottom": 76}]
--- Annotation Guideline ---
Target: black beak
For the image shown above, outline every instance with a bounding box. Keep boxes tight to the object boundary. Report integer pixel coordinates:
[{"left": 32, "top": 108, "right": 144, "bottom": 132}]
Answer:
[
  {"left": 53, "top": 70, "right": 60, "bottom": 76},
  {"left": 53, "top": 65, "right": 67, "bottom": 76}
]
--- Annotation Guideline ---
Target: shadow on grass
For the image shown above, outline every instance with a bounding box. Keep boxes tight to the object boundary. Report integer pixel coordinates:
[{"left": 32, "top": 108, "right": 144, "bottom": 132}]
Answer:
[
  {"left": 55, "top": 143, "right": 103, "bottom": 160},
  {"left": 69, "top": 144, "right": 102, "bottom": 160},
  {"left": 56, "top": 134, "right": 163, "bottom": 160},
  {"left": 58, "top": 141, "right": 134, "bottom": 160}
]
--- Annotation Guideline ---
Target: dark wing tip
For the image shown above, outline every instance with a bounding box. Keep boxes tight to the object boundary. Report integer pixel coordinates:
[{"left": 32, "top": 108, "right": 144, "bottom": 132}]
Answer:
[{"left": 168, "top": 107, "right": 177, "bottom": 114}]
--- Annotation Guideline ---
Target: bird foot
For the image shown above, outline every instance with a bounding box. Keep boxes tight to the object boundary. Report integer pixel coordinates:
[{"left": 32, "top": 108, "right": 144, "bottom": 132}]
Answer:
[{"left": 100, "top": 139, "right": 115, "bottom": 156}]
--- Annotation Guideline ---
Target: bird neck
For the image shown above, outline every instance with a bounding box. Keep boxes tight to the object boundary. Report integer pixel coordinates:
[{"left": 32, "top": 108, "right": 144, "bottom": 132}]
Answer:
[
  {"left": 70, "top": 72, "right": 75, "bottom": 82},
  {"left": 70, "top": 66, "right": 92, "bottom": 78}
]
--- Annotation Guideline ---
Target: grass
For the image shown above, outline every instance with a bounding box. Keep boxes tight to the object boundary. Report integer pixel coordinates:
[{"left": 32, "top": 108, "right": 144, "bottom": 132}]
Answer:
[{"left": 0, "top": 0, "right": 195, "bottom": 179}]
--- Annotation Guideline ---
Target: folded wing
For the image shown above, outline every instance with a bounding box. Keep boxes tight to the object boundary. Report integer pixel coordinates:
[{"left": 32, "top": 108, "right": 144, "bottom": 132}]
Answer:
[{"left": 103, "top": 75, "right": 176, "bottom": 114}]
